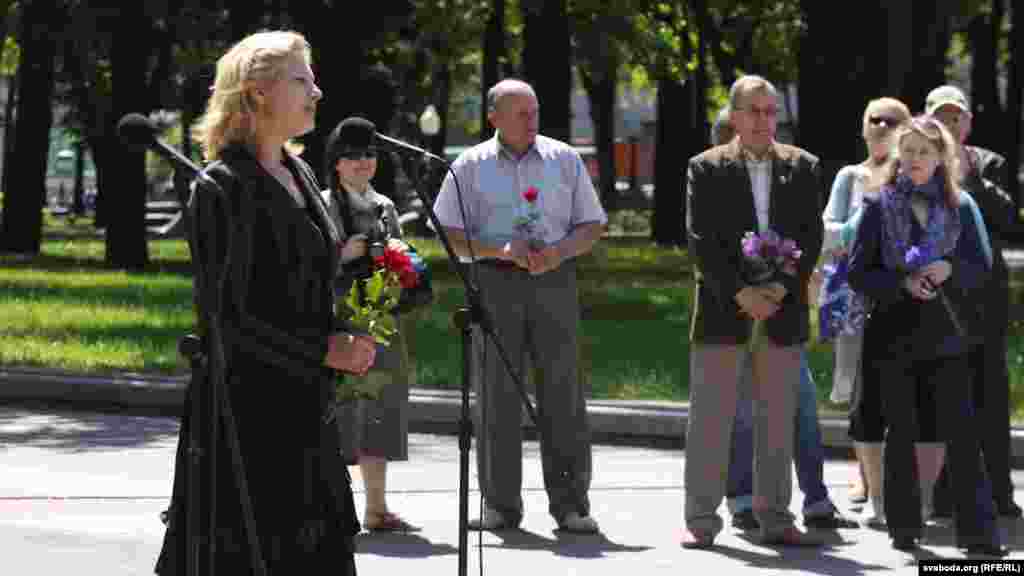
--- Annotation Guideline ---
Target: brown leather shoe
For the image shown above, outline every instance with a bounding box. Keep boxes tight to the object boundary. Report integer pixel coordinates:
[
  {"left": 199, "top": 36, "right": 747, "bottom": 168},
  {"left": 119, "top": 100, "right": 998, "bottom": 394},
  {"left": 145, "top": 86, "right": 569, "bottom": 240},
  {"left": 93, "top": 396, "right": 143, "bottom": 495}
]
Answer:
[
  {"left": 760, "top": 526, "right": 823, "bottom": 547},
  {"left": 680, "top": 528, "right": 715, "bottom": 549}
]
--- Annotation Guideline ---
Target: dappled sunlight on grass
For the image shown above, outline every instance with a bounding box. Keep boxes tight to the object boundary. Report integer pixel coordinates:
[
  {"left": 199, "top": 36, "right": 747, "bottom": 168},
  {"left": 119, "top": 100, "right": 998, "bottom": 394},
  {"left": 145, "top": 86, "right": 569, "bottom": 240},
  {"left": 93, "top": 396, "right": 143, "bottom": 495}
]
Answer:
[
  {"left": 0, "top": 333, "right": 187, "bottom": 374},
  {"left": 4, "top": 231, "right": 1024, "bottom": 416},
  {"left": 0, "top": 261, "right": 194, "bottom": 375}
]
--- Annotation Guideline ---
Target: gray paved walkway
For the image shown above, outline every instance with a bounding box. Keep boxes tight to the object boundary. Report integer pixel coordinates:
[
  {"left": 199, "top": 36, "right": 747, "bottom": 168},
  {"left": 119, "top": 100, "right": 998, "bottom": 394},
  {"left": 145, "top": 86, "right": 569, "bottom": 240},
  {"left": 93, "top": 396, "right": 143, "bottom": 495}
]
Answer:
[{"left": 2, "top": 406, "right": 1023, "bottom": 575}]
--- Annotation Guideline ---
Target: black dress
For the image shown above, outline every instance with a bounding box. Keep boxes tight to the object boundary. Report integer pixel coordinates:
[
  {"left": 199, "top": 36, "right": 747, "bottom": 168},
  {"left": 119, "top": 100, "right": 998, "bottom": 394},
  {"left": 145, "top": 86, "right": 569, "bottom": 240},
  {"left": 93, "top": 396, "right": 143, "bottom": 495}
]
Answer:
[{"left": 155, "top": 145, "right": 359, "bottom": 575}]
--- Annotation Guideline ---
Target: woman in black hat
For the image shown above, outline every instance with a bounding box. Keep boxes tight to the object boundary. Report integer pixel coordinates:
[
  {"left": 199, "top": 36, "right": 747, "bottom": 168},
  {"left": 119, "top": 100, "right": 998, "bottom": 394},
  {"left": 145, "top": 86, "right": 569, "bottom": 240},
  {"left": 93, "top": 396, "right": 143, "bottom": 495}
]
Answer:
[{"left": 323, "top": 116, "right": 419, "bottom": 533}]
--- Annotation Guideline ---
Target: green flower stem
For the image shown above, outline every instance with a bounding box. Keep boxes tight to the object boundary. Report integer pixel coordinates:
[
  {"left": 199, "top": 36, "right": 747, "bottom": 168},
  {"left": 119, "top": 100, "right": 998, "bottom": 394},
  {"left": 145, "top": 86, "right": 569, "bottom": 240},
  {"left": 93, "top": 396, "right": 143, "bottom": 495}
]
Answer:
[{"left": 747, "top": 318, "right": 765, "bottom": 354}]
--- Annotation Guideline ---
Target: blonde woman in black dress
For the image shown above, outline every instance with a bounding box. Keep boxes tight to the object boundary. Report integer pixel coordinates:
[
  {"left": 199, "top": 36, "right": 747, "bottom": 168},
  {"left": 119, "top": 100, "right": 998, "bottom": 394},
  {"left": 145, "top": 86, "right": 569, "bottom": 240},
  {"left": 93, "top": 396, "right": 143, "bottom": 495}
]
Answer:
[{"left": 155, "top": 31, "right": 375, "bottom": 575}]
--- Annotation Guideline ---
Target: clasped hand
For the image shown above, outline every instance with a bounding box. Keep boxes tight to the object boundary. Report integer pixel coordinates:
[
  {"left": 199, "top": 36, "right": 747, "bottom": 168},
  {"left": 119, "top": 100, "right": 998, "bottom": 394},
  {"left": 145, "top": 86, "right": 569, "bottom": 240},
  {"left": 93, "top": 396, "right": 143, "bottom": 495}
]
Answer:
[
  {"left": 735, "top": 283, "right": 787, "bottom": 322},
  {"left": 325, "top": 333, "right": 376, "bottom": 376},
  {"left": 904, "top": 260, "right": 951, "bottom": 301},
  {"left": 501, "top": 240, "right": 562, "bottom": 275},
  {"left": 340, "top": 233, "right": 368, "bottom": 263}
]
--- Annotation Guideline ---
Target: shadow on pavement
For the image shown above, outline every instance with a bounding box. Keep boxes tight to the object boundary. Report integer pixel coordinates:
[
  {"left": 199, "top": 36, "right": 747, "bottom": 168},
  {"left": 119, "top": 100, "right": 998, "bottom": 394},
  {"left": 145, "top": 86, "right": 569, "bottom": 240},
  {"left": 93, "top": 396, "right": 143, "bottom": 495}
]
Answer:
[
  {"left": 355, "top": 532, "right": 458, "bottom": 557},
  {"left": 923, "top": 516, "right": 1024, "bottom": 551},
  {"left": 1002, "top": 517, "right": 1024, "bottom": 550},
  {"left": 0, "top": 407, "right": 178, "bottom": 452},
  {"left": 713, "top": 535, "right": 894, "bottom": 575},
  {"left": 483, "top": 529, "right": 652, "bottom": 558}
]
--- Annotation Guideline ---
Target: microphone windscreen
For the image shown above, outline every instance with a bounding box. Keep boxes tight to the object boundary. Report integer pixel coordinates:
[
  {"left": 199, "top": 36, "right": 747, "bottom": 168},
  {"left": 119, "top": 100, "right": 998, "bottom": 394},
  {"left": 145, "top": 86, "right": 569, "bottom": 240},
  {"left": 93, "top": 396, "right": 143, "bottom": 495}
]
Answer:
[{"left": 117, "top": 113, "right": 158, "bottom": 148}]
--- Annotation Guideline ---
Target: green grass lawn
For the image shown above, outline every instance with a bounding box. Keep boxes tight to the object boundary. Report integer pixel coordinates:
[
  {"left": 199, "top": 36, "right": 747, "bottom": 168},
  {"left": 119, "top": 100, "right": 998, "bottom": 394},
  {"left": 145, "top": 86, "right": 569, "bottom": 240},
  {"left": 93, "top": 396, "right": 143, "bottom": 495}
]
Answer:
[{"left": 4, "top": 231, "right": 1024, "bottom": 421}]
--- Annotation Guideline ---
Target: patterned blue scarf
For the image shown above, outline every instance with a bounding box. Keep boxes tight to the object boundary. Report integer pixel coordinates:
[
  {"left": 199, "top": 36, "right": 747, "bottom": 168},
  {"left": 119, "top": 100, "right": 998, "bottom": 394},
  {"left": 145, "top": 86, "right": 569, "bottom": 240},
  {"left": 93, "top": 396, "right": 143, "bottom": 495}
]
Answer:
[{"left": 879, "top": 170, "right": 960, "bottom": 272}]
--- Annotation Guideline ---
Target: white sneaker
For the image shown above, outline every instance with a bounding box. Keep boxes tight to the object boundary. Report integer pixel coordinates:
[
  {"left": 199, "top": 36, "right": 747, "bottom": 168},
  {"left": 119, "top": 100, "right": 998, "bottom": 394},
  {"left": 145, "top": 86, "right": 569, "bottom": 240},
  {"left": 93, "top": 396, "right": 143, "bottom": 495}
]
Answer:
[{"left": 559, "top": 512, "right": 600, "bottom": 534}]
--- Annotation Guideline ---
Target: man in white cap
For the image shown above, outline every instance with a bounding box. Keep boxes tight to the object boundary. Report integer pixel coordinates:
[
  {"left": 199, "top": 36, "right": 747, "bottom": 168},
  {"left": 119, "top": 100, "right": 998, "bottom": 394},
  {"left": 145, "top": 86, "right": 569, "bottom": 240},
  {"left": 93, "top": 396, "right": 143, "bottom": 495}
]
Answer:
[{"left": 926, "top": 84, "right": 1022, "bottom": 519}]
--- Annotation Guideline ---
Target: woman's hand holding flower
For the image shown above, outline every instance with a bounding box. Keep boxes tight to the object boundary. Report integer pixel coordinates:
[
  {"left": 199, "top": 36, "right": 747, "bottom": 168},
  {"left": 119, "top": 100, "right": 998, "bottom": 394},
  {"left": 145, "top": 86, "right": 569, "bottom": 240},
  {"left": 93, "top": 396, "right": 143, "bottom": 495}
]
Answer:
[
  {"left": 325, "top": 332, "right": 376, "bottom": 375},
  {"left": 340, "top": 233, "right": 368, "bottom": 263}
]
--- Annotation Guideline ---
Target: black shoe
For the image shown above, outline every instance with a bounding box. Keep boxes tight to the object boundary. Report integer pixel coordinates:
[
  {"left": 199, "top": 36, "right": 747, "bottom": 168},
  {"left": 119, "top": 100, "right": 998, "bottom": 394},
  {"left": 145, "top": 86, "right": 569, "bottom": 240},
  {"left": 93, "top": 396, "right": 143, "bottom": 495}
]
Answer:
[
  {"left": 804, "top": 512, "right": 860, "bottom": 530},
  {"left": 964, "top": 544, "right": 1009, "bottom": 558},
  {"left": 997, "top": 500, "right": 1023, "bottom": 518},
  {"left": 892, "top": 536, "right": 917, "bottom": 551},
  {"left": 731, "top": 510, "right": 759, "bottom": 531}
]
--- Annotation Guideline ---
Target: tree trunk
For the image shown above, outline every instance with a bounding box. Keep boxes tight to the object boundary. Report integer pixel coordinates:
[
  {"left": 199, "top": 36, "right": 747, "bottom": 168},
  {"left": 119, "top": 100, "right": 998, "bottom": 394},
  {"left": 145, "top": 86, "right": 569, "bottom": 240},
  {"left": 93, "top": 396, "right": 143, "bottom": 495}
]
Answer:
[
  {"left": 0, "top": 0, "right": 57, "bottom": 254},
  {"left": 430, "top": 57, "right": 451, "bottom": 157},
  {"left": 797, "top": 0, "right": 831, "bottom": 174},
  {"left": 651, "top": 78, "right": 686, "bottom": 246},
  {"left": 689, "top": 0, "right": 709, "bottom": 154},
  {"left": 294, "top": 5, "right": 365, "bottom": 185},
  {"left": 1, "top": 68, "right": 17, "bottom": 205},
  {"left": 480, "top": 0, "right": 505, "bottom": 141},
  {"left": 104, "top": 5, "right": 151, "bottom": 270},
  {"left": 229, "top": 0, "right": 266, "bottom": 40},
  {"left": 363, "top": 63, "right": 399, "bottom": 201},
  {"left": 72, "top": 139, "right": 87, "bottom": 216},
  {"left": 521, "top": 0, "right": 571, "bottom": 143},
  {"left": 968, "top": 2, "right": 1004, "bottom": 152},
  {"left": 1009, "top": 0, "right": 1023, "bottom": 212},
  {"left": 901, "top": 0, "right": 952, "bottom": 111},
  {"left": 581, "top": 43, "right": 618, "bottom": 212},
  {"left": 798, "top": 1, "right": 885, "bottom": 186},
  {"left": 181, "top": 46, "right": 214, "bottom": 162}
]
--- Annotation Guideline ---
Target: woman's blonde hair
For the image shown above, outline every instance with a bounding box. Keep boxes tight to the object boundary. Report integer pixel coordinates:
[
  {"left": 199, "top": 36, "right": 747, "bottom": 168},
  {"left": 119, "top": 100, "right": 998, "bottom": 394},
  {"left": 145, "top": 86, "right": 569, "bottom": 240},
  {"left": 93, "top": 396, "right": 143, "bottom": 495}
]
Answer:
[
  {"left": 861, "top": 98, "right": 911, "bottom": 190},
  {"left": 192, "top": 30, "right": 311, "bottom": 161},
  {"left": 861, "top": 97, "right": 911, "bottom": 143},
  {"left": 886, "top": 115, "right": 961, "bottom": 209}
]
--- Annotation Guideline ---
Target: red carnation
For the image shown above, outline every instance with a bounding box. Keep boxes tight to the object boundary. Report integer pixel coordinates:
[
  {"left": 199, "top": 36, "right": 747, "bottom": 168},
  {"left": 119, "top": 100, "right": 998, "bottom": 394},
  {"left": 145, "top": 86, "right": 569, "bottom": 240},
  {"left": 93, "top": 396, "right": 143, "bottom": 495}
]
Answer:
[
  {"left": 523, "top": 186, "right": 539, "bottom": 203},
  {"left": 378, "top": 247, "right": 412, "bottom": 273},
  {"left": 398, "top": 268, "right": 419, "bottom": 289}
]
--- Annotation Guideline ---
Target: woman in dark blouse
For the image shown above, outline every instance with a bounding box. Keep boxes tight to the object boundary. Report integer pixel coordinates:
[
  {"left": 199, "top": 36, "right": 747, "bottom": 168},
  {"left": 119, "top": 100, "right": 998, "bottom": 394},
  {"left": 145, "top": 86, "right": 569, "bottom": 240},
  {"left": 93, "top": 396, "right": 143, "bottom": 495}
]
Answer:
[
  {"left": 322, "top": 116, "right": 419, "bottom": 532},
  {"left": 155, "top": 31, "right": 375, "bottom": 575},
  {"left": 848, "top": 115, "right": 1003, "bottom": 557}
]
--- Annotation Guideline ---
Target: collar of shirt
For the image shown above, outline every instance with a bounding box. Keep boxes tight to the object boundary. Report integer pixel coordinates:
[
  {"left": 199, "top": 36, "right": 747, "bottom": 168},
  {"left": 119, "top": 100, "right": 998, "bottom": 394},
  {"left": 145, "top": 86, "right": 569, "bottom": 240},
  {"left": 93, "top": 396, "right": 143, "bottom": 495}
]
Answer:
[
  {"left": 740, "top": 145, "right": 773, "bottom": 166},
  {"left": 495, "top": 133, "right": 541, "bottom": 162}
]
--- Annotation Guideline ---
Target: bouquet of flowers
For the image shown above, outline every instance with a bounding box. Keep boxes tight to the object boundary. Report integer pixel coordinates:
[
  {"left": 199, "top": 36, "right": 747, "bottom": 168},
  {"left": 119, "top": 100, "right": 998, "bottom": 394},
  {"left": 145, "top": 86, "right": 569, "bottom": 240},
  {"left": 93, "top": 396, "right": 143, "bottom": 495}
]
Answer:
[
  {"left": 335, "top": 239, "right": 424, "bottom": 403},
  {"left": 513, "top": 185, "right": 545, "bottom": 250},
  {"left": 817, "top": 255, "right": 870, "bottom": 342},
  {"left": 740, "top": 229, "right": 802, "bottom": 351}
]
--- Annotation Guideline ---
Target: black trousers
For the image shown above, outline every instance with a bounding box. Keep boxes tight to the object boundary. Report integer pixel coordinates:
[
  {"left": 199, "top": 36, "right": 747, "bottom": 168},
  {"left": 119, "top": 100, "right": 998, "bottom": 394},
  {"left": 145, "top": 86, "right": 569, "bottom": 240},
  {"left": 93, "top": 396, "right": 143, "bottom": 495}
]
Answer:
[
  {"left": 934, "top": 332, "right": 1015, "bottom": 510},
  {"left": 880, "top": 354, "right": 996, "bottom": 547}
]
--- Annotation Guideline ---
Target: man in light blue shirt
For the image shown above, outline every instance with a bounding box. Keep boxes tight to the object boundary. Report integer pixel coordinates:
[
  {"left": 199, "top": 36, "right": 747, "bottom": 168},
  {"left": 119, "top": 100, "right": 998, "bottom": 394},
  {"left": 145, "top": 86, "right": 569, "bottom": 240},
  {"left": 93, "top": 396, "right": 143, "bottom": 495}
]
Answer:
[{"left": 433, "top": 79, "right": 607, "bottom": 533}]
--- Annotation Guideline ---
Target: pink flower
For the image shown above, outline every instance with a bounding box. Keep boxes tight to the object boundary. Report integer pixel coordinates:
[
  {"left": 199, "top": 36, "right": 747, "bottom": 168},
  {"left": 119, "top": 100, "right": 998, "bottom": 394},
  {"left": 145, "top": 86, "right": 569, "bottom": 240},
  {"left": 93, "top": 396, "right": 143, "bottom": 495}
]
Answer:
[{"left": 523, "top": 186, "right": 539, "bottom": 203}]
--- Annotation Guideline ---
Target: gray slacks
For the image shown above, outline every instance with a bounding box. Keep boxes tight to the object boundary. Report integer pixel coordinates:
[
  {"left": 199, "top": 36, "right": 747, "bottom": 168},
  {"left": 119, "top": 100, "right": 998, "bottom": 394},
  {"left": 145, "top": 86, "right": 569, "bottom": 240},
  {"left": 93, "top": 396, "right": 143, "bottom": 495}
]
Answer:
[
  {"left": 471, "top": 260, "right": 592, "bottom": 524},
  {"left": 685, "top": 343, "right": 801, "bottom": 539}
]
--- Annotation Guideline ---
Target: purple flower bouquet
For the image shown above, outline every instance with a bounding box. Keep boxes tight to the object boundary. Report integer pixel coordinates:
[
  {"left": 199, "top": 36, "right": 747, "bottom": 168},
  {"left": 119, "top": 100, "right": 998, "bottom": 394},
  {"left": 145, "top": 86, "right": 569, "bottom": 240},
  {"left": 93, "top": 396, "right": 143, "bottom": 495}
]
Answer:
[{"left": 740, "top": 229, "right": 802, "bottom": 350}]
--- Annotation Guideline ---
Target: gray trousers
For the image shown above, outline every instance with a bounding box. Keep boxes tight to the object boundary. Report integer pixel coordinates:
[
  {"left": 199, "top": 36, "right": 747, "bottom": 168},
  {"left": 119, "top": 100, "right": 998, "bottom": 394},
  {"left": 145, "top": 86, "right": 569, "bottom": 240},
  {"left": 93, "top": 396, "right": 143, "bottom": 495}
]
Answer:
[
  {"left": 685, "top": 343, "right": 801, "bottom": 539},
  {"left": 471, "top": 260, "right": 592, "bottom": 523}
]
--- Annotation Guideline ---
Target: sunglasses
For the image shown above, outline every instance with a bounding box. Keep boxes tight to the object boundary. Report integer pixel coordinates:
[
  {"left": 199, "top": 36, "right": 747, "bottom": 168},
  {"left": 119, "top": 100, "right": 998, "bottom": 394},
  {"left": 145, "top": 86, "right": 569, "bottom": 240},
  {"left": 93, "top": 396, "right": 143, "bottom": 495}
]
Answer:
[
  {"left": 339, "top": 149, "right": 378, "bottom": 160},
  {"left": 867, "top": 116, "right": 899, "bottom": 128}
]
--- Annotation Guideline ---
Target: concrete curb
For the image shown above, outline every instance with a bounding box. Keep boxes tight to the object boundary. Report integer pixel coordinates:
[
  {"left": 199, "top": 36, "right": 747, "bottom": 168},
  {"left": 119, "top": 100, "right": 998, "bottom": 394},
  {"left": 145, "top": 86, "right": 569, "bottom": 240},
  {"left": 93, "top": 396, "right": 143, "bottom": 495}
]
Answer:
[{"left": 3, "top": 366, "right": 1024, "bottom": 465}]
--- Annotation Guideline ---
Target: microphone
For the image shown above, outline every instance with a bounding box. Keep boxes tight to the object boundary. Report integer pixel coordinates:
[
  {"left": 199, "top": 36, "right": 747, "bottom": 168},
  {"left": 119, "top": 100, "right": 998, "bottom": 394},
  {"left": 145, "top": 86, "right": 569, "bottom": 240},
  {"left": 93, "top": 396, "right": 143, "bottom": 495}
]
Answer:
[
  {"left": 117, "top": 113, "right": 203, "bottom": 178},
  {"left": 375, "top": 132, "right": 447, "bottom": 163}
]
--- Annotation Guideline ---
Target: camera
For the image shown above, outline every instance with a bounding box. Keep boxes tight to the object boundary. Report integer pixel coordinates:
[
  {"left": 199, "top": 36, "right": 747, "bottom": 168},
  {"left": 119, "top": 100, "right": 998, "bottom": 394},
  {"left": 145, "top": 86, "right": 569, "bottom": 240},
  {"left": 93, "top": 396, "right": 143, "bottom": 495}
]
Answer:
[
  {"left": 366, "top": 205, "right": 389, "bottom": 260},
  {"left": 348, "top": 205, "right": 390, "bottom": 280}
]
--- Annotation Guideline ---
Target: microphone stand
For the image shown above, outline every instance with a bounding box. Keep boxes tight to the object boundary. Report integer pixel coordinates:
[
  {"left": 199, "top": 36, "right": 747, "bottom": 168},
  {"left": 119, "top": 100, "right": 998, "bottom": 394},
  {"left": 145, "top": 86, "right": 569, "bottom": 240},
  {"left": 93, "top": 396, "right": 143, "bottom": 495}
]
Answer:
[{"left": 398, "top": 149, "right": 537, "bottom": 576}]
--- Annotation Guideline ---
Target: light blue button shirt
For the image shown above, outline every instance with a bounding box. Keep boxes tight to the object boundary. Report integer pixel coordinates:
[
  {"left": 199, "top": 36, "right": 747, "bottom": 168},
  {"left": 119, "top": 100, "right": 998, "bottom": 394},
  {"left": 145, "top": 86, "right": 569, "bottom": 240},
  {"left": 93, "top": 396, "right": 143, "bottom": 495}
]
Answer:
[{"left": 433, "top": 134, "right": 607, "bottom": 260}]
